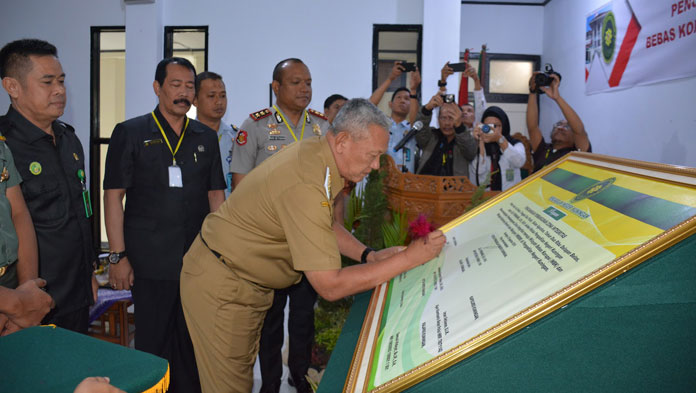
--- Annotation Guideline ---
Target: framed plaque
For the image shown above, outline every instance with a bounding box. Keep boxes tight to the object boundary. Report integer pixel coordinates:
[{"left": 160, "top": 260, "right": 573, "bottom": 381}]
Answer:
[{"left": 344, "top": 152, "right": 696, "bottom": 392}]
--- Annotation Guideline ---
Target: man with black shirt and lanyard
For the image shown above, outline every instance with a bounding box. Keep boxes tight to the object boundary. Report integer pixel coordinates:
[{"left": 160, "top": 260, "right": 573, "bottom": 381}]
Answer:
[
  {"left": 526, "top": 73, "right": 590, "bottom": 172},
  {"left": 103, "top": 57, "right": 226, "bottom": 393},
  {"left": 230, "top": 58, "right": 329, "bottom": 393},
  {"left": 0, "top": 39, "right": 96, "bottom": 333}
]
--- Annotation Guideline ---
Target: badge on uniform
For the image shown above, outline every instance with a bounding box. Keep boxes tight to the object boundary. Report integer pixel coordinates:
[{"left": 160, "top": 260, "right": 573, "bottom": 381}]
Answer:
[
  {"left": 73, "top": 153, "right": 79, "bottom": 161},
  {"left": 29, "top": 161, "right": 42, "bottom": 175},
  {"left": 0, "top": 166, "right": 9, "bottom": 183},
  {"left": 169, "top": 165, "right": 183, "bottom": 188},
  {"left": 313, "top": 124, "right": 322, "bottom": 136},
  {"left": 268, "top": 128, "right": 281, "bottom": 135},
  {"left": 197, "top": 145, "right": 205, "bottom": 152},
  {"left": 236, "top": 130, "right": 248, "bottom": 146},
  {"left": 143, "top": 139, "right": 164, "bottom": 147},
  {"left": 267, "top": 145, "right": 278, "bottom": 152},
  {"left": 269, "top": 135, "right": 285, "bottom": 141},
  {"left": 77, "top": 169, "right": 93, "bottom": 218}
]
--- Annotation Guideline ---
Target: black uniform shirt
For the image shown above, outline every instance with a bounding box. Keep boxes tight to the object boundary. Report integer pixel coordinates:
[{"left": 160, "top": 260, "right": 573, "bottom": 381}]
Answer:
[
  {"left": 1, "top": 106, "right": 95, "bottom": 316},
  {"left": 532, "top": 136, "right": 592, "bottom": 173},
  {"left": 419, "top": 129, "right": 457, "bottom": 176},
  {"left": 103, "top": 107, "right": 225, "bottom": 280}
]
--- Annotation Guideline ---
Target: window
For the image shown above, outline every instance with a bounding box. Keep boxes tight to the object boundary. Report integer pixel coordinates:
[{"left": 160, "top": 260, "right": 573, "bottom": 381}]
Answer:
[
  {"left": 90, "top": 27, "right": 126, "bottom": 250},
  {"left": 372, "top": 25, "right": 422, "bottom": 114},
  {"left": 462, "top": 52, "right": 540, "bottom": 103},
  {"left": 164, "top": 26, "right": 208, "bottom": 118}
]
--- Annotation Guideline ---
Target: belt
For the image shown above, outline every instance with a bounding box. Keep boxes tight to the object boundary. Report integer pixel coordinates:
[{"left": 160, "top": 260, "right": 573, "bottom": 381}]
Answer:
[{"left": 199, "top": 232, "right": 224, "bottom": 263}]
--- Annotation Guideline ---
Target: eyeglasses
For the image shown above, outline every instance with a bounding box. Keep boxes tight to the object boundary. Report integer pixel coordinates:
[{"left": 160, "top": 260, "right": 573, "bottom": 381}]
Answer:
[{"left": 553, "top": 121, "right": 570, "bottom": 130}]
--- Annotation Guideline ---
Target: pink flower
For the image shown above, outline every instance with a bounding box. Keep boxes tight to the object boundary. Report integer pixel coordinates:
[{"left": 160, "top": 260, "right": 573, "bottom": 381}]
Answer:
[{"left": 408, "top": 214, "right": 436, "bottom": 240}]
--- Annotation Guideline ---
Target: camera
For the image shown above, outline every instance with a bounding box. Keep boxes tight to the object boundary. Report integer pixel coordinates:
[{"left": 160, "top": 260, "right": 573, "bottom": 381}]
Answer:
[
  {"left": 400, "top": 61, "right": 416, "bottom": 72},
  {"left": 480, "top": 123, "right": 495, "bottom": 134},
  {"left": 442, "top": 94, "right": 455, "bottom": 103},
  {"left": 533, "top": 63, "right": 562, "bottom": 94},
  {"left": 448, "top": 62, "right": 468, "bottom": 72}
]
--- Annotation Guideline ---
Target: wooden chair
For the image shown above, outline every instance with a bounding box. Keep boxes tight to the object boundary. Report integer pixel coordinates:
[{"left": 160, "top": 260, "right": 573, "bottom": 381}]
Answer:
[{"left": 88, "top": 296, "right": 135, "bottom": 347}]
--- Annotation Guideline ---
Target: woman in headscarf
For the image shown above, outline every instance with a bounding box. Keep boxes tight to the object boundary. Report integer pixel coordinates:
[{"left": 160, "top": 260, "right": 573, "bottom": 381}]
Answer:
[{"left": 469, "top": 106, "right": 526, "bottom": 191}]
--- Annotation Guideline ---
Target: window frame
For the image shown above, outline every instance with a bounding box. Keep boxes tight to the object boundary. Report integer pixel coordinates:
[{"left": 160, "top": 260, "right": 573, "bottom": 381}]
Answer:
[
  {"left": 90, "top": 26, "right": 126, "bottom": 251},
  {"left": 163, "top": 25, "right": 209, "bottom": 71},
  {"left": 462, "top": 52, "right": 540, "bottom": 104}
]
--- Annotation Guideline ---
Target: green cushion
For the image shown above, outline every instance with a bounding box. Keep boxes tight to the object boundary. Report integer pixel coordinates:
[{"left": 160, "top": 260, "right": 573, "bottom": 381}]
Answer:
[
  {"left": 320, "top": 234, "right": 696, "bottom": 392},
  {"left": 0, "top": 325, "right": 169, "bottom": 393}
]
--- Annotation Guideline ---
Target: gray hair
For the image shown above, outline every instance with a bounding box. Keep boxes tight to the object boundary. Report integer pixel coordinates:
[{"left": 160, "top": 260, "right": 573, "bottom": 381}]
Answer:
[{"left": 329, "top": 98, "right": 390, "bottom": 139}]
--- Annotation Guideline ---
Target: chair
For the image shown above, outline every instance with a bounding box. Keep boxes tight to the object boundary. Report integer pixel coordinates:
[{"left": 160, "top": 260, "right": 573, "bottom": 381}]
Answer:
[{"left": 88, "top": 288, "right": 135, "bottom": 347}]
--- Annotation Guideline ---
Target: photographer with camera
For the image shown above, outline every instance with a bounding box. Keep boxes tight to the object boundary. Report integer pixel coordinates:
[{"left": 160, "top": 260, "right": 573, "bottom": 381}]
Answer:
[
  {"left": 413, "top": 92, "right": 477, "bottom": 176},
  {"left": 369, "top": 61, "right": 421, "bottom": 172},
  {"left": 439, "top": 62, "right": 486, "bottom": 129},
  {"left": 527, "top": 66, "right": 590, "bottom": 173},
  {"left": 470, "top": 106, "right": 526, "bottom": 191}
]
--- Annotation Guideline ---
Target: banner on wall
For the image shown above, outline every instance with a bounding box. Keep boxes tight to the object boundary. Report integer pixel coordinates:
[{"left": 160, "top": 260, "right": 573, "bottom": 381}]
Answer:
[{"left": 585, "top": 0, "right": 696, "bottom": 95}]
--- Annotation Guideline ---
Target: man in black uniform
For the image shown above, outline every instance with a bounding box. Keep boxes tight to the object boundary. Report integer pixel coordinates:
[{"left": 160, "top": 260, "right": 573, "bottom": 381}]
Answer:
[
  {"left": 103, "top": 57, "right": 226, "bottom": 393},
  {"left": 0, "top": 39, "right": 96, "bottom": 332}
]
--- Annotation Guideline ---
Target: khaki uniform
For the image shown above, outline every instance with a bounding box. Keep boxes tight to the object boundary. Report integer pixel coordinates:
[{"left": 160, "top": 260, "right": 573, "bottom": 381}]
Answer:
[
  {"left": 230, "top": 106, "right": 330, "bottom": 175},
  {"left": 181, "top": 136, "right": 344, "bottom": 393},
  {"left": 0, "top": 132, "right": 21, "bottom": 288}
]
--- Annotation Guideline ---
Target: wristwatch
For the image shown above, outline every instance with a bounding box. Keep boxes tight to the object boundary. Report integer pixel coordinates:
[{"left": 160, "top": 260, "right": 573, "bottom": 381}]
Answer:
[
  {"left": 437, "top": 80, "right": 447, "bottom": 87},
  {"left": 498, "top": 136, "right": 506, "bottom": 144},
  {"left": 108, "top": 251, "right": 127, "bottom": 264},
  {"left": 361, "top": 247, "right": 375, "bottom": 264}
]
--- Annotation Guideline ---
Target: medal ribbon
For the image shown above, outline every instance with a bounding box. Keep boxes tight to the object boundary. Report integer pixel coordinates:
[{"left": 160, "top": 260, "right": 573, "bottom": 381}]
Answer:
[
  {"left": 273, "top": 105, "right": 306, "bottom": 142},
  {"left": 151, "top": 112, "right": 189, "bottom": 165}
]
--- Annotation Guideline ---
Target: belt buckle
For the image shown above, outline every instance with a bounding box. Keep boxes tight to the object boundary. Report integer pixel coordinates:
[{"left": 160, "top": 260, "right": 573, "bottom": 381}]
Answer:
[{"left": 0, "top": 266, "right": 6, "bottom": 278}]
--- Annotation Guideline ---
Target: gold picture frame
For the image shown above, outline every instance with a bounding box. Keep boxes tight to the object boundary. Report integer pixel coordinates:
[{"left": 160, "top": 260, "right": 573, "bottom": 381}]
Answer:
[{"left": 344, "top": 152, "right": 696, "bottom": 392}]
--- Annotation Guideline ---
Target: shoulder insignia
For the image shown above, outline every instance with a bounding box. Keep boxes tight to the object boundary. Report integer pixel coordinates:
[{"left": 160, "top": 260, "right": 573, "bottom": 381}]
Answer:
[
  {"left": 249, "top": 109, "right": 271, "bottom": 121},
  {"left": 236, "top": 130, "right": 248, "bottom": 146},
  {"left": 307, "top": 108, "right": 328, "bottom": 121},
  {"left": 56, "top": 121, "right": 75, "bottom": 133},
  {"left": 231, "top": 124, "right": 239, "bottom": 132}
]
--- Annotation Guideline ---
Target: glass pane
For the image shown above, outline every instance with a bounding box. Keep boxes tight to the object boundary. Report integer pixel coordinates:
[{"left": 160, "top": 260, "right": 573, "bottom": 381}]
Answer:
[
  {"left": 99, "top": 50, "right": 125, "bottom": 138},
  {"left": 466, "top": 59, "right": 480, "bottom": 93},
  {"left": 375, "top": 30, "right": 419, "bottom": 115},
  {"left": 99, "top": 144, "right": 109, "bottom": 249},
  {"left": 171, "top": 29, "right": 206, "bottom": 118},
  {"left": 488, "top": 60, "right": 533, "bottom": 94}
]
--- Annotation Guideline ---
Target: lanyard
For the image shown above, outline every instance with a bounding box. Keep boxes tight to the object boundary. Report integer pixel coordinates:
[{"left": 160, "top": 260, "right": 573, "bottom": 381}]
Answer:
[
  {"left": 151, "top": 112, "right": 189, "bottom": 165},
  {"left": 273, "top": 105, "right": 306, "bottom": 142}
]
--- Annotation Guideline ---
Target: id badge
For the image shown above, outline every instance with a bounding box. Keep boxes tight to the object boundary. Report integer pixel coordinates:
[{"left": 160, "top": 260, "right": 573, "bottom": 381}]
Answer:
[
  {"left": 506, "top": 168, "right": 515, "bottom": 182},
  {"left": 169, "top": 165, "right": 183, "bottom": 187}
]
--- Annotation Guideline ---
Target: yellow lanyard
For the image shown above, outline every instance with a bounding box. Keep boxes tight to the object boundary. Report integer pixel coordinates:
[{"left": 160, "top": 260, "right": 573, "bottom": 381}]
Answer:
[
  {"left": 151, "top": 112, "right": 189, "bottom": 165},
  {"left": 273, "top": 105, "right": 306, "bottom": 142}
]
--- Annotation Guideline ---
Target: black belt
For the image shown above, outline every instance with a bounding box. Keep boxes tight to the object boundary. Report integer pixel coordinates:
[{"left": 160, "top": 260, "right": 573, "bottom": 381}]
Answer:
[{"left": 199, "top": 232, "right": 224, "bottom": 262}]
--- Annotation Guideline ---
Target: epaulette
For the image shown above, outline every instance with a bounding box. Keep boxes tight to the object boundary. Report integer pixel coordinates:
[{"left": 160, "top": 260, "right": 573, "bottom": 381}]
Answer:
[
  {"left": 307, "top": 108, "right": 328, "bottom": 121},
  {"left": 249, "top": 109, "right": 271, "bottom": 121},
  {"left": 56, "top": 120, "right": 75, "bottom": 133},
  {"left": 231, "top": 124, "right": 239, "bottom": 132}
]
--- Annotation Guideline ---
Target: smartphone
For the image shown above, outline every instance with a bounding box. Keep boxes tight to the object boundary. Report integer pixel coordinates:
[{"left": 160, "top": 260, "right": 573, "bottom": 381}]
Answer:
[
  {"left": 400, "top": 61, "right": 416, "bottom": 72},
  {"left": 448, "top": 62, "right": 468, "bottom": 72},
  {"left": 442, "top": 94, "right": 455, "bottom": 103}
]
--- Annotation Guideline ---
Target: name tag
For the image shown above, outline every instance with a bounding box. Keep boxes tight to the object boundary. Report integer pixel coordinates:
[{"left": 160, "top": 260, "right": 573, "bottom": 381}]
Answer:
[
  {"left": 169, "top": 165, "right": 183, "bottom": 187},
  {"left": 144, "top": 139, "right": 164, "bottom": 147}
]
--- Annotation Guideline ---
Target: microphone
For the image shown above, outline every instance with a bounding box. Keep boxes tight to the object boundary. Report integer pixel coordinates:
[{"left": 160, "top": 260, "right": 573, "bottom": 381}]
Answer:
[{"left": 393, "top": 121, "right": 423, "bottom": 152}]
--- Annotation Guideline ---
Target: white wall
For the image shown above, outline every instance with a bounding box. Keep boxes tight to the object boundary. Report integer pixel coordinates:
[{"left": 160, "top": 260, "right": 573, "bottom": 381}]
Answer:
[
  {"left": 541, "top": 0, "right": 696, "bottom": 167},
  {"left": 0, "top": 0, "right": 424, "bottom": 184},
  {"left": 461, "top": 4, "right": 544, "bottom": 55},
  {"left": 163, "top": 0, "right": 424, "bottom": 128},
  {"left": 0, "top": 0, "right": 125, "bottom": 172}
]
